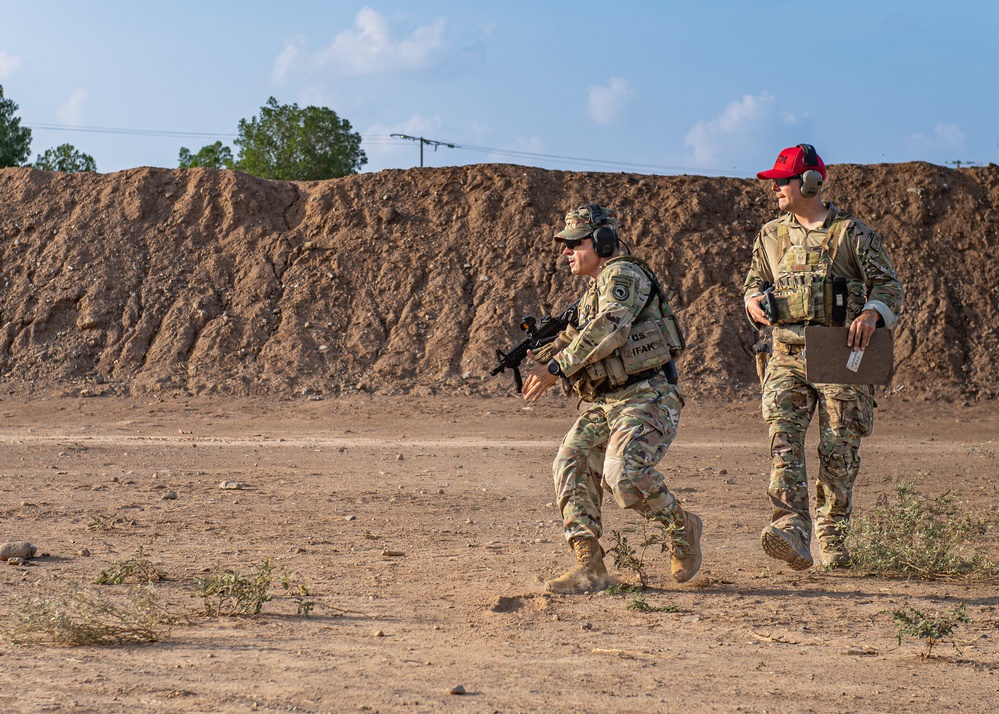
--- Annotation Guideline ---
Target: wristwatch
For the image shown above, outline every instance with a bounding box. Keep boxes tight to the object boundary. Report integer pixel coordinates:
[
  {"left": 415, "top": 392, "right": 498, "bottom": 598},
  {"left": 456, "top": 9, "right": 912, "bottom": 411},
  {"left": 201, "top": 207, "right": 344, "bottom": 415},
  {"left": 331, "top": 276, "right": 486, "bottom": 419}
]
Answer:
[{"left": 547, "top": 360, "right": 563, "bottom": 377}]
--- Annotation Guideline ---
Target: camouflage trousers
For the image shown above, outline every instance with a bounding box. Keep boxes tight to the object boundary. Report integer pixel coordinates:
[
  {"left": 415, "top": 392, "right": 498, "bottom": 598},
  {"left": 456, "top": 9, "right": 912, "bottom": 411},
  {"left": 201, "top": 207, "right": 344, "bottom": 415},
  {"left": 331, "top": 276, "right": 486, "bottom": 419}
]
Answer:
[
  {"left": 762, "top": 351, "right": 875, "bottom": 545},
  {"left": 553, "top": 374, "right": 684, "bottom": 543}
]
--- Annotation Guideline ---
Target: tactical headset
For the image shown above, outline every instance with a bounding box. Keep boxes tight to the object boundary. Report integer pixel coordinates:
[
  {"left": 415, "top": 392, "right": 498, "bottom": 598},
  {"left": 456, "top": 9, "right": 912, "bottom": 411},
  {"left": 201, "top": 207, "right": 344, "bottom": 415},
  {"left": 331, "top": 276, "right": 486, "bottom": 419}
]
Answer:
[
  {"left": 797, "top": 143, "right": 824, "bottom": 197},
  {"left": 585, "top": 203, "right": 619, "bottom": 257}
]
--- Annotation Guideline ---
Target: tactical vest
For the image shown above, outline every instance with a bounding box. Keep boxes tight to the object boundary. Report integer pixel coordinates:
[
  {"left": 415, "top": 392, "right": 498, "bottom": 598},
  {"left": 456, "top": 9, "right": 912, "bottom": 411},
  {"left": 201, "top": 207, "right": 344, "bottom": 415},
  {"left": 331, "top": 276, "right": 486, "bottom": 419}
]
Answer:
[
  {"left": 575, "top": 257, "right": 685, "bottom": 396},
  {"left": 769, "top": 215, "right": 867, "bottom": 328}
]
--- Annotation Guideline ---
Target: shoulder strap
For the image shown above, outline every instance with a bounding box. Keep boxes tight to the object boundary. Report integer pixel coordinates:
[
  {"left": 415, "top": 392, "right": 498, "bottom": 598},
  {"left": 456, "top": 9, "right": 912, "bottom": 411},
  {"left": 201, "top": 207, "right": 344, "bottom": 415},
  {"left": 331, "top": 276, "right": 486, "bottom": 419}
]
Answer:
[
  {"left": 776, "top": 223, "right": 791, "bottom": 261},
  {"left": 823, "top": 211, "right": 852, "bottom": 263}
]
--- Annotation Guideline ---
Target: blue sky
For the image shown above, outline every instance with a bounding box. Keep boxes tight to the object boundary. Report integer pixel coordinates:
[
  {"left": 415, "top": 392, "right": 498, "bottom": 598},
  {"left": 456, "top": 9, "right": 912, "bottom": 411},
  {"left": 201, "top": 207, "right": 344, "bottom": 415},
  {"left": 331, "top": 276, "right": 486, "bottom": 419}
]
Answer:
[{"left": 2, "top": 1, "right": 996, "bottom": 177}]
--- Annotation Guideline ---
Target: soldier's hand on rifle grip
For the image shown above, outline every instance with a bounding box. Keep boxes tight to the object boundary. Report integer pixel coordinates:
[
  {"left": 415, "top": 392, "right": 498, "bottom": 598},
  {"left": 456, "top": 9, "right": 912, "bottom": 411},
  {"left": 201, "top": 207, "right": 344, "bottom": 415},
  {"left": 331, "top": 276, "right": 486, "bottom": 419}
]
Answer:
[
  {"left": 522, "top": 349, "right": 558, "bottom": 402},
  {"left": 748, "top": 294, "right": 774, "bottom": 326}
]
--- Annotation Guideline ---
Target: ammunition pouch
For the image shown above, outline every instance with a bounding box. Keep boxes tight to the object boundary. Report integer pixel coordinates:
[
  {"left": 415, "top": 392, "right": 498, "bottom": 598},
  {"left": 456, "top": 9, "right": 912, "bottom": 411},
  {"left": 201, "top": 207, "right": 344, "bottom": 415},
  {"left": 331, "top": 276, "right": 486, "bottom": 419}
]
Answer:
[
  {"left": 770, "top": 276, "right": 866, "bottom": 327},
  {"left": 570, "top": 316, "right": 678, "bottom": 400}
]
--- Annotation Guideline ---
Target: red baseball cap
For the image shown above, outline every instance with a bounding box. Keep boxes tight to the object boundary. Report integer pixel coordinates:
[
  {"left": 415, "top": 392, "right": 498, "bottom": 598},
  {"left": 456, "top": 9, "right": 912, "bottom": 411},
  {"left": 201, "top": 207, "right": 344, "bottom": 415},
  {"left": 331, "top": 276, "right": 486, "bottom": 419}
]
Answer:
[{"left": 757, "top": 145, "right": 827, "bottom": 180}]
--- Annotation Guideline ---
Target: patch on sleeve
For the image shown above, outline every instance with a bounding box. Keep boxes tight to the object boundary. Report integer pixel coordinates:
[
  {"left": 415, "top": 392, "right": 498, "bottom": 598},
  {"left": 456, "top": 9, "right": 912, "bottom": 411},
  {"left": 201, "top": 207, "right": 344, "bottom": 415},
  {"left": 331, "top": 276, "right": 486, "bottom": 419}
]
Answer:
[
  {"left": 868, "top": 231, "right": 883, "bottom": 255},
  {"left": 611, "top": 275, "right": 634, "bottom": 302}
]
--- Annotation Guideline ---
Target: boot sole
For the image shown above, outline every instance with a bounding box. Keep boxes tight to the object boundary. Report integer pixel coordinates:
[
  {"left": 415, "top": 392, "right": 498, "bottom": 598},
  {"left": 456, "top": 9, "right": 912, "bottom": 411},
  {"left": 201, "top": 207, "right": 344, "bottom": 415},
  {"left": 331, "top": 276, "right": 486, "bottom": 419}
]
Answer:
[
  {"left": 672, "top": 513, "right": 703, "bottom": 583},
  {"left": 761, "top": 526, "right": 813, "bottom": 570}
]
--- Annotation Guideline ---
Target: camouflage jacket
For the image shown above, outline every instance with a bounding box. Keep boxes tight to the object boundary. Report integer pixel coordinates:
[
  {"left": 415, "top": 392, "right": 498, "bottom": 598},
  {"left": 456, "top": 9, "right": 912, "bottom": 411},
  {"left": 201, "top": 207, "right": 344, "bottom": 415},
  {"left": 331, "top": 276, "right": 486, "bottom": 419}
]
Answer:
[
  {"left": 554, "top": 257, "right": 660, "bottom": 378},
  {"left": 743, "top": 204, "right": 905, "bottom": 343}
]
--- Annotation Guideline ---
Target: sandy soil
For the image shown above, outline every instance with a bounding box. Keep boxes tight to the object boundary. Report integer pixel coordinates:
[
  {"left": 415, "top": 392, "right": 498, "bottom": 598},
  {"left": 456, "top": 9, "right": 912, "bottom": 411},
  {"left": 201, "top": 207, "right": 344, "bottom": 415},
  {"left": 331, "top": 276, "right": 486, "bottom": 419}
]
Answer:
[{"left": 2, "top": 394, "right": 997, "bottom": 713}]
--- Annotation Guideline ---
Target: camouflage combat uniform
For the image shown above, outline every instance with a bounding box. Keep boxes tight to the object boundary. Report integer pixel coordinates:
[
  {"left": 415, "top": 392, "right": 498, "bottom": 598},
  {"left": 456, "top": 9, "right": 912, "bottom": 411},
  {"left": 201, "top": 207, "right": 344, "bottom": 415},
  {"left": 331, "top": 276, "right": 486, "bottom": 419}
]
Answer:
[
  {"left": 744, "top": 204, "right": 904, "bottom": 551},
  {"left": 551, "top": 257, "right": 685, "bottom": 543}
]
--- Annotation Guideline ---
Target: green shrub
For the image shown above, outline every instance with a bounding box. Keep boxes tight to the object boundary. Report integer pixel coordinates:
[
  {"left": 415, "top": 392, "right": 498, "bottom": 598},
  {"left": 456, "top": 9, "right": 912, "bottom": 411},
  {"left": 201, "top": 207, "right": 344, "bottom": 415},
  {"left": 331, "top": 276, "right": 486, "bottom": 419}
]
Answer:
[
  {"left": 892, "top": 603, "right": 971, "bottom": 657},
  {"left": 3, "top": 582, "right": 172, "bottom": 646},
  {"left": 847, "top": 482, "right": 998, "bottom": 579},
  {"left": 96, "top": 546, "right": 166, "bottom": 585},
  {"left": 196, "top": 560, "right": 316, "bottom": 617}
]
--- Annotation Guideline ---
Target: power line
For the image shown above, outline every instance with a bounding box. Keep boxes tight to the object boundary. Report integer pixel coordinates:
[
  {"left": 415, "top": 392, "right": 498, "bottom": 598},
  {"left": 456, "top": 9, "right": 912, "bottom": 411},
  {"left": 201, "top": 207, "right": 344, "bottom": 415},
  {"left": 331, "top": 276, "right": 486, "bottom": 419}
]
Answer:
[
  {"left": 25, "top": 123, "right": 742, "bottom": 175},
  {"left": 389, "top": 134, "right": 458, "bottom": 168},
  {"left": 26, "top": 123, "right": 236, "bottom": 140}
]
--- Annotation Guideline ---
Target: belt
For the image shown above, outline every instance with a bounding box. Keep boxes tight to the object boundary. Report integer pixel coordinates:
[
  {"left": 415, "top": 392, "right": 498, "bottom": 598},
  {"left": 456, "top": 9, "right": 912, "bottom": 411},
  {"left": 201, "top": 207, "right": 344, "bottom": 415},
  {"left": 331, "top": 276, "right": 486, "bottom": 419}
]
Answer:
[
  {"left": 774, "top": 341, "right": 805, "bottom": 355},
  {"left": 594, "top": 361, "right": 678, "bottom": 395}
]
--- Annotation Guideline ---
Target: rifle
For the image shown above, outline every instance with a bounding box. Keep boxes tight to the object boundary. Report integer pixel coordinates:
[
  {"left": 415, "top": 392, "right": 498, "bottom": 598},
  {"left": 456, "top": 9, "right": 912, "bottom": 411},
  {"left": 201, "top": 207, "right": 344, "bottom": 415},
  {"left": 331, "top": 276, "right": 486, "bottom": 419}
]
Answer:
[{"left": 490, "top": 300, "right": 580, "bottom": 392}]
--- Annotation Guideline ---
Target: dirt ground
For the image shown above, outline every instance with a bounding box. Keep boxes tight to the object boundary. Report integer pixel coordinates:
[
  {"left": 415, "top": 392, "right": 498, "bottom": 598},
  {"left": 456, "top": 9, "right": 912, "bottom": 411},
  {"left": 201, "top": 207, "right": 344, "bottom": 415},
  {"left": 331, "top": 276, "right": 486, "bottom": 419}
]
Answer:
[
  {"left": 1, "top": 160, "right": 997, "bottom": 711},
  {"left": 1, "top": 393, "right": 997, "bottom": 713}
]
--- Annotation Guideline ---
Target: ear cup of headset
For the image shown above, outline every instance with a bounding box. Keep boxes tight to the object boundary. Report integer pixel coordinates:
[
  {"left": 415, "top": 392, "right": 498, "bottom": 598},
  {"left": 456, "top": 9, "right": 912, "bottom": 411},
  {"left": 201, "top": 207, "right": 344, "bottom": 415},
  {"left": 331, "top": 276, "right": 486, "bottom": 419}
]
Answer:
[
  {"left": 592, "top": 226, "right": 618, "bottom": 257},
  {"left": 800, "top": 170, "right": 823, "bottom": 197},
  {"left": 795, "top": 144, "right": 823, "bottom": 197}
]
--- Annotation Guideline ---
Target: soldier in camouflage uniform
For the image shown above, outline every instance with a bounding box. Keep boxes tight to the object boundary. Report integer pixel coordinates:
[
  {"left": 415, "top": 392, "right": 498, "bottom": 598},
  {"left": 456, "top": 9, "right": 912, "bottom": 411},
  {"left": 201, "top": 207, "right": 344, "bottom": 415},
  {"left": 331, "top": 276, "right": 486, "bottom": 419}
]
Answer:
[
  {"left": 522, "top": 204, "right": 703, "bottom": 594},
  {"left": 744, "top": 145, "right": 904, "bottom": 570}
]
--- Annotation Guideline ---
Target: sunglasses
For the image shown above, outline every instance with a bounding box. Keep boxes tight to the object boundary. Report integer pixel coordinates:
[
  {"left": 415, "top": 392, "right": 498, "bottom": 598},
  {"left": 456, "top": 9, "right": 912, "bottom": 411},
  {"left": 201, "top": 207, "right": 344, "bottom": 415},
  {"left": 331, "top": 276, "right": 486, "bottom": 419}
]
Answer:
[
  {"left": 561, "top": 237, "right": 589, "bottom": 250},
  {"left": 773, "top": 175, "right": 801, "bottom": 187}
]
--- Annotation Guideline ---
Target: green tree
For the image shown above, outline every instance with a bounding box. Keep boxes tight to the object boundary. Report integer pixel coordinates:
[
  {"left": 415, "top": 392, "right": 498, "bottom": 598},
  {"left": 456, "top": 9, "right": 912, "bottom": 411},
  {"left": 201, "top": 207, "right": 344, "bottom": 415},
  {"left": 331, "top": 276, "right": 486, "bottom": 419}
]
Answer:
[
  {"left": 178, "top": 141, "right": 234, "bottom": 169},
  {"left": 33, "top": 143, "right": 97, "bottom": 173},
  {"left": 0, "top": 85, "right": 32, "bottom": 168},
  {"left": 233, "top": 97, "right": 366, "bottom": 180}
]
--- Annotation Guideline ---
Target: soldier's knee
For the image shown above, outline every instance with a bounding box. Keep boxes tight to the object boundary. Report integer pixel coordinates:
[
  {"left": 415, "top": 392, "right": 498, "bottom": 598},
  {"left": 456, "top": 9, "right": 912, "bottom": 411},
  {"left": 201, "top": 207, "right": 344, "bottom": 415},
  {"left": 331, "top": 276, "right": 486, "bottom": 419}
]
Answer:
[
  {"left": 553, "top": 446, "right": 585, "bottom": 475},
  {"left": 603, "top": 458, "right": 642, "bottom": 509}
]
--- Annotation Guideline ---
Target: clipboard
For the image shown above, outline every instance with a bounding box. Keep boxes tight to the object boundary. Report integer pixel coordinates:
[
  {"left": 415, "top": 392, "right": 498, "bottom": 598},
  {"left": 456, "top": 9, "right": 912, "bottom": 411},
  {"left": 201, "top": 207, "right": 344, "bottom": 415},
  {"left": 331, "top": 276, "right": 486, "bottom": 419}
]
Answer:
[{"left": 804, "top": 326, "right": 894, "bottom": 385}]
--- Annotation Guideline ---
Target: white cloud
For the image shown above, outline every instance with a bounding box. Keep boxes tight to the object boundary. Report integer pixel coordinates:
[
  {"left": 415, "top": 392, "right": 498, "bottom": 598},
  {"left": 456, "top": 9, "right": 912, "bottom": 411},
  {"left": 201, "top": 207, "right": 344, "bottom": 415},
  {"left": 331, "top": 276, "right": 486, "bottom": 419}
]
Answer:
[
  {"left": 57, "top": 89, "right": 89, "bottom": 126},
  {"left": 0, "top": 50, "right": 22, "bottom": 80},
  {"left": 271, "top": 37, "right": 305, "bottom": 84},
  {"left": 587, "top": 77, "right": 636, "bottom": 126},
  {"left": 680, "top": 92, "right": 809, "bottom": 173},
  {"left": 903, "top": 123, "right": 966, "bottom": 155},
  {"left": 316, "top": 7, "right": 450, "bottom": 75}
]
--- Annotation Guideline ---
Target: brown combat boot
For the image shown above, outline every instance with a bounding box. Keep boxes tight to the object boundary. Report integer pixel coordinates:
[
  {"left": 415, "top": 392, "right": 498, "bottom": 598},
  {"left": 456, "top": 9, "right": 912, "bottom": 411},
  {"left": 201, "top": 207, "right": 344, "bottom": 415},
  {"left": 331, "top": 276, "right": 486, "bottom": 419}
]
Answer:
[
  {"left": 760, "top": 524, "right": 813, "bottom": 570},
  {"left": 545, "top": 538, "right": 615, "bottom": 595},
  {"left": 819, "top": 538, "right": 851, "bottom": 568},
  {"left": 670, "top": 509, "right": 703, "bottom": 583}
]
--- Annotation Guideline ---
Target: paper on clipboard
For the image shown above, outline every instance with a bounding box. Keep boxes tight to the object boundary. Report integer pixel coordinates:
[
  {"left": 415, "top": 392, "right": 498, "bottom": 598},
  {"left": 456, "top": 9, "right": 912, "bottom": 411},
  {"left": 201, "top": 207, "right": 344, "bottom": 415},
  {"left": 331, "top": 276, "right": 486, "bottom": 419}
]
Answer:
[{"left": 804, "top": 326, "right": 894, "bottom": 384}]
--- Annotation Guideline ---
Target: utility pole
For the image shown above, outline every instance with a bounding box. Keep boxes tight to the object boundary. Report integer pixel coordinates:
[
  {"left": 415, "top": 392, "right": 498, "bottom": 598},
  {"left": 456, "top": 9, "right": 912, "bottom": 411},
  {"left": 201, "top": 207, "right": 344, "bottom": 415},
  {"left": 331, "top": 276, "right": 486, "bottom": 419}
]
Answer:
[
  {"left": 391, "top": 134, "right": 459, "bottom": 167},
  {"left": 946, "top": 160, "right": 980, "bottom": 169}
]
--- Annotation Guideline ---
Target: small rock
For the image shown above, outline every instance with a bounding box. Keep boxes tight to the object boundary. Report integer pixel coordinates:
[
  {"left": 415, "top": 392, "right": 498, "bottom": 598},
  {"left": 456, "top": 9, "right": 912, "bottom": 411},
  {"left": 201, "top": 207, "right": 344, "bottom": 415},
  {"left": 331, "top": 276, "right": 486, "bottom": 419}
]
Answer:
[
  {"left": 162, "top": 491, "right": 178, "bottom": 500},
  {"left": 77, "top": 548, "right": 91, "bottom": 557},
  {"left": 396, "top": 453, "right": 404, "bottom": 461},
  {"left": 345, "top": 515, "right": 356, "bottom": 521},
  {"left": 381, "top": 550, "right": 405, "bottom": 557},
  {"left": 5, "top": 557, "right": 29, "bottom": 566},
  {"left": 448, "top": 685, "right": 466, "bottom": 695},
  {"left": 0, "top": 541, "right": 37, "bottom": 560},
  {"left": 373, "top": 630, "right": 384, "bottom": 637},
  {"left": 218, "top": 481, "right": 245, "bottom": 490}
]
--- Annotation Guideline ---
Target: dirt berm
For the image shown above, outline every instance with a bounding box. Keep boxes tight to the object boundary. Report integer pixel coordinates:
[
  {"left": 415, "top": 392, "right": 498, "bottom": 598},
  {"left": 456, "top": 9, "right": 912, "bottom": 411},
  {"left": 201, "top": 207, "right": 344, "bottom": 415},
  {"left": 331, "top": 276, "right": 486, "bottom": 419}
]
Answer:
[{"left": 0, "top": 162, "right": 996, "bottom": 401}]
